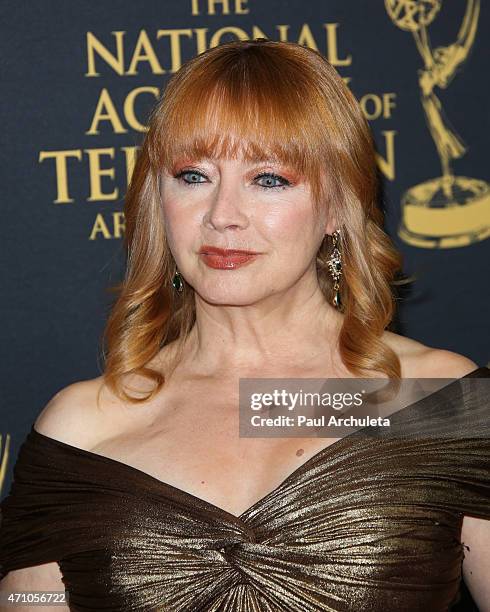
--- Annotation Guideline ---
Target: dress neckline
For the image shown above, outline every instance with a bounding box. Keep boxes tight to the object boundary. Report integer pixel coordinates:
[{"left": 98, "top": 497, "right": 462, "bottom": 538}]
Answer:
[{"left": 29, "top": 366, "right": 489, "bottom": 528}]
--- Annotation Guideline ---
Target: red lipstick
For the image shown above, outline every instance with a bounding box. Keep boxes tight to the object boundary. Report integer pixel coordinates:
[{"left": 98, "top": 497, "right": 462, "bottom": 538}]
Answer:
[{"left": 198, "top": 245, "right": 260, "bottom": 270}]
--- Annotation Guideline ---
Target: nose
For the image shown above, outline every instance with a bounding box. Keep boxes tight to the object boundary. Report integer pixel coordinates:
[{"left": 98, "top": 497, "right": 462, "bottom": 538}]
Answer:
[{"left": 203, "top": 180, "right": 249, "bottom": 232}]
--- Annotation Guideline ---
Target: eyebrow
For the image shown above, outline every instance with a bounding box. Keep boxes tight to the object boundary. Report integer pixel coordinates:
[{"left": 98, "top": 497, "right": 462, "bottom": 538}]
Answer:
[{"left": 171, "top": 156, "right": 290, "bottom": 168}]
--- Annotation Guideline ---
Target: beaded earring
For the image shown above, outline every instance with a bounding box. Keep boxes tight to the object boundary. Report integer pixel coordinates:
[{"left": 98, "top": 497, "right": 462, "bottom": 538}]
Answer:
[{"left": 326, "top": 229, "right": 342, "bottom": 309}]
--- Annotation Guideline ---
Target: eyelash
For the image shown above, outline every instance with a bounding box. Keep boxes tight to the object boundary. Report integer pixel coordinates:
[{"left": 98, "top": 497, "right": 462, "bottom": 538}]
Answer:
[{"left": 173, "top": 170, "right": 292, "bottom": 191}]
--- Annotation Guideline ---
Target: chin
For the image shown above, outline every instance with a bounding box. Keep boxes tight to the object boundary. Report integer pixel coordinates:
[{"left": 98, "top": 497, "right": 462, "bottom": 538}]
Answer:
[{"left": 196, "top": 284, "right": 267, "bottom": 307}]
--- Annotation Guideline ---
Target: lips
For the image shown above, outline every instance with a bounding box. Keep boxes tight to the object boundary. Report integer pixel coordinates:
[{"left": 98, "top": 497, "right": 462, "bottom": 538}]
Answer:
[
  {"left": 198, "top": 246, "right": 259, "bottom": 256},
  {"left": 198, "top": 246, "right": 260, "bottom": 269}
]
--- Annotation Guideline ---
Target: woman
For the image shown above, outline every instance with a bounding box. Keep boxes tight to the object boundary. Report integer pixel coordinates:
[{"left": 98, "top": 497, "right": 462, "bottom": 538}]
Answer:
[{"left": 1, "top": 39, "right": 489, "bottom": 611}]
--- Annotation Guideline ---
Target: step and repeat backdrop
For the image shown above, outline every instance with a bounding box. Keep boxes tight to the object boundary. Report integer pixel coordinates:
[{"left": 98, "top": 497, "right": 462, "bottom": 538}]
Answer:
[{"left": 1, "top": 2, "right": 489, "bottom": 602}]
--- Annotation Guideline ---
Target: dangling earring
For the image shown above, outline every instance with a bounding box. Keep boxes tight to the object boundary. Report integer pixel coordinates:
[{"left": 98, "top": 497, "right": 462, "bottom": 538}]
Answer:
[
  {"left": 172, "top": 268, "right": 184, "bottom": 293},
  {"left": 326, "top": 229, "right": 342, "bottom": 309}
]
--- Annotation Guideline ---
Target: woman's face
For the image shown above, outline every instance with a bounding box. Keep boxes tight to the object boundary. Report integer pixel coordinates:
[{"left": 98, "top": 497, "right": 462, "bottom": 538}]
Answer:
[{"left": 160, "top": 153, "right": 334, "bottom": 305}]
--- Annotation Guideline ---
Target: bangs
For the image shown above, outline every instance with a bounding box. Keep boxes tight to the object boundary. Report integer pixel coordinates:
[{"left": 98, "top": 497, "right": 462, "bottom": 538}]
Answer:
[{"left": 147, "top": 43, "right": 340, "bottom": 208}]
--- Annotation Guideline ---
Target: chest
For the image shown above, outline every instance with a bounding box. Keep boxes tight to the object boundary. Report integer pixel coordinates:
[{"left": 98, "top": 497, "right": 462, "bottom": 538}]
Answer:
[{"left": 93, "top": 377, "right": 341, "bottom": 517}]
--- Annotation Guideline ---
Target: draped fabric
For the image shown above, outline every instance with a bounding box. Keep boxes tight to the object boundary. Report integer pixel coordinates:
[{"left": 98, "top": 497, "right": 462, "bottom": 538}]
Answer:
[{"left": 1, "top": 367, "right": 489, "bottom": 611}]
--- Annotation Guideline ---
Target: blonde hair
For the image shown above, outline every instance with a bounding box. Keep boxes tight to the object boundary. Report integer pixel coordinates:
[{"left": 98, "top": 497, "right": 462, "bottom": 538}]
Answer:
[{"left": 100, "top": 38, "right": 406, "bottom": 404}]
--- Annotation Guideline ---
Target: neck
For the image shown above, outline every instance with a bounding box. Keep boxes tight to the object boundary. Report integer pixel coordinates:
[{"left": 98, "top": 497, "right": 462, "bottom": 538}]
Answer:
[{"left": 179, "top": 282, "right": 343, "bottom": 378}]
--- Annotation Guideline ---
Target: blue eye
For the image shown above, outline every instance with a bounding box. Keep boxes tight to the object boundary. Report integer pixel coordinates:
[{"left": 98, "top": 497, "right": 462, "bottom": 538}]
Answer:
[
  {"left": 255, "top": 173, "right": 291, "bottom": 190},
  {"left": 173, "top": 170, "right": 291, "bottom": 190},
  {"left": 174, "top": 170, "right": 207, "bottom": 187}
]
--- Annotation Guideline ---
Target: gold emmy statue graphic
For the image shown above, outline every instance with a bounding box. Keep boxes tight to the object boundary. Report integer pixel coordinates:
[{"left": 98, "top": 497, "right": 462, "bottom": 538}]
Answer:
[
  {"left": 0, "top": 432, "right": 11, "bottom": 497},
  {"left": 385, "top": 0, "right": 490, "bottom": 248}
]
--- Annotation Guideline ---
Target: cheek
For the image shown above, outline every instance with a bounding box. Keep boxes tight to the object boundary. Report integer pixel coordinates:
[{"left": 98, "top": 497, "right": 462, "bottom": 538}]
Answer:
[
  {"left": 162, "top": 197, "right": 198, "bottom": 245},
  {"left": 260, "top": 201, "right": 319, "bottom": 244}
]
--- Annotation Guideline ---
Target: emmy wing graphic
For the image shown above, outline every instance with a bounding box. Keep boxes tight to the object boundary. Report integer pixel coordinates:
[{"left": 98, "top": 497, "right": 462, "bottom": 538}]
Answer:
[{"left": 385, "top": 0, "right": 490, "bottom": 248}]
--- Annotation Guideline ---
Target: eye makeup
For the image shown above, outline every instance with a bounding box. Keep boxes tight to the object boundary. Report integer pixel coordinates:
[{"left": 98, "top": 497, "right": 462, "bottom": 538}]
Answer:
[{"left": 173, "top": 168, "right": 294, "bottom": 191}]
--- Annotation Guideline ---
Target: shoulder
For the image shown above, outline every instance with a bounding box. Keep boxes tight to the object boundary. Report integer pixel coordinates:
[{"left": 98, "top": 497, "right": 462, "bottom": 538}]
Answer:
[
  {"left": 33, "top": 376, "right": 112, "bottom": 449},
  {"left": 418, "top": 349, "right": 479, "bottom": 378},
  {"left": 382, "top": 330, "right": 479, "bottom": 378}
]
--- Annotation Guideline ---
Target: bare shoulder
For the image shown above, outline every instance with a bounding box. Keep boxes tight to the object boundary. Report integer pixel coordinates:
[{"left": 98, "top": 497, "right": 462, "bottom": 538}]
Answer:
[
  {"left": 382, "top": 330, "right": 479, "bottom": 378},
  {"left": 33, "top": 376, "right": 112, "bottom": 449},
  {"left": 418, "top": 348, "right": 479, "bottom": 378}
]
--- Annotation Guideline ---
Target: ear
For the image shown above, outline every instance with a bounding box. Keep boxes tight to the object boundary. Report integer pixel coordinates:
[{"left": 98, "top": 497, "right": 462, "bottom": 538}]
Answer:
[{"left": 323, "top": 218, "right": 337, "bottom": 236}]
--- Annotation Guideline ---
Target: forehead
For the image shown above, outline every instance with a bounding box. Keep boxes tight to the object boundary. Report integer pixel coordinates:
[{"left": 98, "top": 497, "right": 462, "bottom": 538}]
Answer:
[
  {"left": 165, "top": 137, "right": 286, "bottom": 164},
  {"left": 161, "top": 133, "right": 299, "bottom": 174}
]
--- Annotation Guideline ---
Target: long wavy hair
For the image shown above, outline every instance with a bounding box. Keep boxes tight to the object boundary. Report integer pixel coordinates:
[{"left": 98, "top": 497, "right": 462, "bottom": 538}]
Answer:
[{"left": 100, "top": 38, "right": 407, "bottom": 404}]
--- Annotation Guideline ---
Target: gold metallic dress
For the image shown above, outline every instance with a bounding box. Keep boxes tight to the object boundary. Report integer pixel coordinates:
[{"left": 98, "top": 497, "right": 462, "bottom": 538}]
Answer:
[{"left": 1, "top": 367, "right": 489, "bottom": 611}]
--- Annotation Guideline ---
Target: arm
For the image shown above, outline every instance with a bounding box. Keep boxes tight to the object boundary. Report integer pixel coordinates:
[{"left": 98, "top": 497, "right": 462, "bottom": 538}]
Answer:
[
  {"left": 461, "top": 515, "right": 490, "bottom": 612},
  {"left": 0, "top": 563, "right": 70, "bottom": 612},
  {"left": 420, "top": 351, "right": 490, "bottom": 609},
  {"left": 1, "top": 377, "right": 107, "bottom": 612}
]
